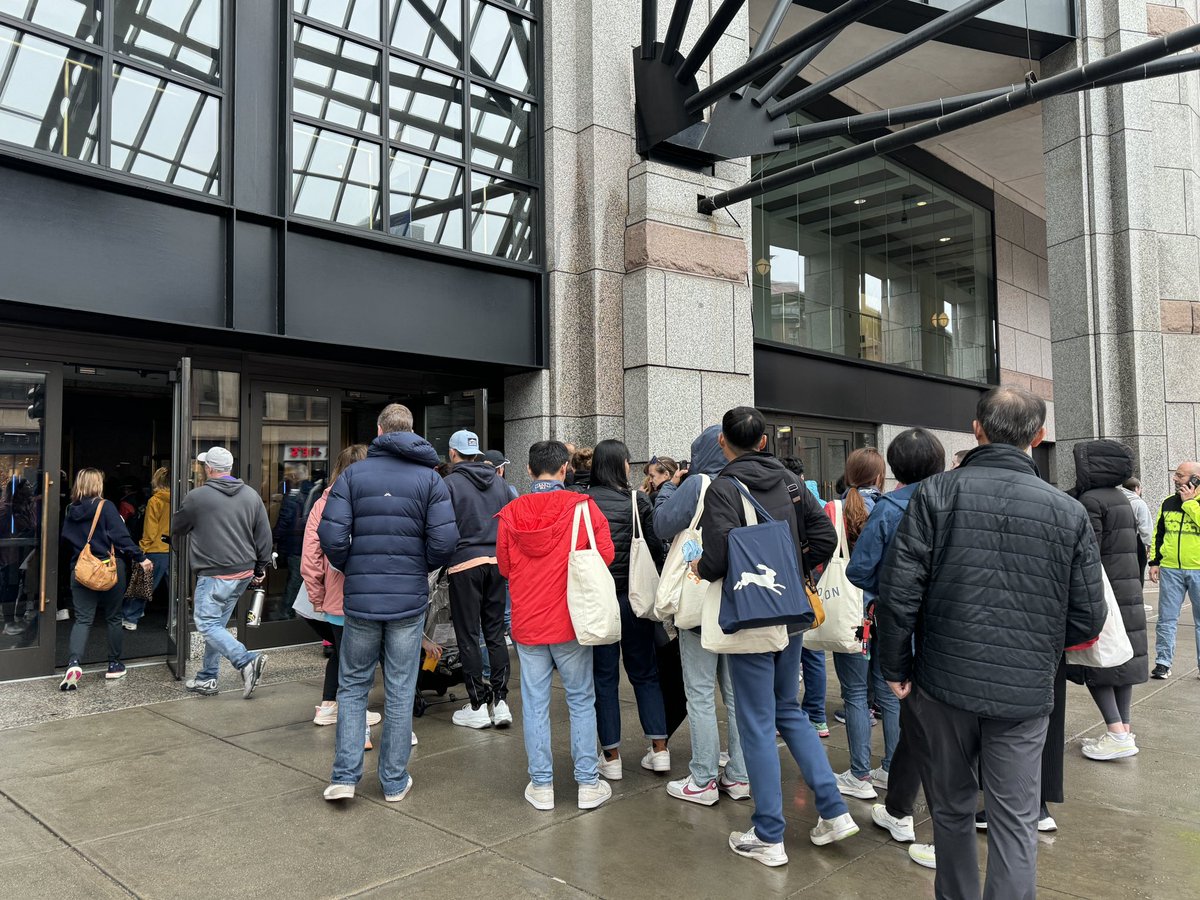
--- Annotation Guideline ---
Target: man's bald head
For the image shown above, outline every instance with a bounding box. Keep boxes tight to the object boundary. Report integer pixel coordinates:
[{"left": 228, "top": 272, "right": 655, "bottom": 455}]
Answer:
[{"left": 1172, "top": 460, "right": 1200, "bottom": 492}]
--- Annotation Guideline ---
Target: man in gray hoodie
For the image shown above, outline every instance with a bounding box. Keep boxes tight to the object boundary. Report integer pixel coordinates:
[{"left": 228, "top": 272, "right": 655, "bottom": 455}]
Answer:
[{"left": 172, "top": 447, "right": 274, "bottom": 699}]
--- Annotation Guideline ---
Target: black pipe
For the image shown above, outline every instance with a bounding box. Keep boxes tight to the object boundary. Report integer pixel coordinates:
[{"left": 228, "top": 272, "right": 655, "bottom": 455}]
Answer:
[
  {"left": 767, "top": 0, "right": 1008, "bottom": 120},
  {"left": 642, "top": 0, "right": 658, "bottom": 60},
  {"left": 700, "top": 23, "right": 1200, "bottom": 213},
  {"left": 662, "top": 0, "right": 695, "bottom": 61},
  {"left": 683, "top": 0, "right": 891, "bottom": 112},
  {"left": 754, "top": 32, "right": 840, "bottom": 108},
  {"left": 676, "top": 0, "right": 746, "bottom": 82},
  {"left": 733, "top": 0, "right": 795, "bottom": 100}
]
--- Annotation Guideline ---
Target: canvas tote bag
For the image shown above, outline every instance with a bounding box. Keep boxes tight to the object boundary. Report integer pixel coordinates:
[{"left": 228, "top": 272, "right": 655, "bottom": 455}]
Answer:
[
  {"left": 567, "top": 501, "right": 621, "bottom": 645},
  {"left": 1065, "top": 569, "right": 1134, "bottom": 668},
  {"left": 74, "top": 500, "right": 118, "bottom": 591},
  {"left": 628, "top": 491, "right": 662, "bottom": 620},
  {"left": 655, "top": 475, "right": 711, "bottom": 628},
  {"left": 804, "top": 501, "right": 863, "bottom": 653}
]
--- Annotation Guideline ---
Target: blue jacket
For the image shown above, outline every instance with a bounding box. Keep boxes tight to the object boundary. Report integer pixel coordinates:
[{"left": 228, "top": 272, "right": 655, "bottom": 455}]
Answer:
[
  {"left": 318, "top": 431, "right": 458, "bottom": 621},
  {"left": 653, "top": 425, "right": 726, "bottom": 540},
  {"left": 846, "top": 484, "right": 918, "bottom": 598}
]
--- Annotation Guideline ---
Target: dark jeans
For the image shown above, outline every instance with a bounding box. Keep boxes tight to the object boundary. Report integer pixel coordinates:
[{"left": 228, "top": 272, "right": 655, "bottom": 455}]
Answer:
[
  {"left": 449, "top": 564, "right": 509, "bottom": 707},
  {"left": 910, "top": 687, "right": 1049, "bottom": 900},
  {"left": 68, "top": 560, "right": 126, "bottom": 666},
  {"left": 655, "top": 632, "right": 689, "bottom": 738},
  {"left": 305, "top": 618, "right": 344, "bottom": 703},
  {"left": 885, "top": 694, "right": 927, "bottom": 819},
  {"left": 593, "top": 592, "right": 667, "bottom": 749},
  {"left": 800, "top": 647, "right": 827, "bottom": 724}
]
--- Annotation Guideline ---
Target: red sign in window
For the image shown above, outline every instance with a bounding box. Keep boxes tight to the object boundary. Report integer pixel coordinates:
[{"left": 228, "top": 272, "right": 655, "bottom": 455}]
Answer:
[{"left": 286, "top": 445, "right": 327, "bottom": 461}]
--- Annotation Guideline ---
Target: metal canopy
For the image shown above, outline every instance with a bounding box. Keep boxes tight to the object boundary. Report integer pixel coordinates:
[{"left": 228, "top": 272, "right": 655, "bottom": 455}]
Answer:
[{"left": 630, "top": 0, "right": 1200, "bottom": 214}]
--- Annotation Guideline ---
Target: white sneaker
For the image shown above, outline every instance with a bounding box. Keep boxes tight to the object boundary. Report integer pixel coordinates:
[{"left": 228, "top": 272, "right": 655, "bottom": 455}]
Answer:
[
  {"left": 1038, "top": 813, "right": 1058, "bottom": 832},
  {"left": 525, "top": 781, "right": 554, "bottom": 810},
  {"left": 871, "top": 804, "right": 915, "bottom": 842},
  {"left": 492, "top": 699, "right": 513, "bottom": 728},
  {"left": 411, "top": 731, "right": 418, "bottom": 746},
  {"left": 717, "top": 773, "right": 751, "bottom": 801},
  {"left": 122, "top": 621, "right": 137, "bottom": 631},
  {"left": 1082, "top": 731, "right": 1139, "bottom": 760},
  {"left": 452, "top": 703, "right": 493, "bottom": 729},
  {"left": 578, "top": 779, "right": 612, "bottom": 810},
  {"left": 598, "top": 754, "right": 623, "bottom": 781},
  {"left": 728, "top": 827, "right": 788, "bottom": 867},
  {"left": 641, "top": 747, "right": 671, "bottom": 773},
  {"left": 384, "top": 775, "right": 413, "bottom": 803},
  {"left": 667, "top": 776, "right": 718, "bottom": 806},
  {"left": 835, "top": 769, "right": 878, "bottom": 800},
  {"left": 869, "top": 767, "right": 889, "bottom": 790},
  {"left": 909, "top": 842, "right": 937, "bottom": 869},
  {"left": 366, "top": 710, "right": 382, "bottom": 726},
  {"left": 810, "top": 812, "right": 859, "bottom": 846},
  {"left": 56, "top": 608, "right": 70, "bottom": 621},
  {"left": 313, "top": 702, "right": 337, "bottom": 726},
  {"left": 323, "top": 783, "right": 355, "bottom": 801}
]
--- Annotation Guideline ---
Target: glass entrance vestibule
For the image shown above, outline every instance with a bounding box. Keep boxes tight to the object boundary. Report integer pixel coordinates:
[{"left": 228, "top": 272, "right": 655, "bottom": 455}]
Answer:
[{"left": 0, "top": 335, "right": 498, "bottom": 684}]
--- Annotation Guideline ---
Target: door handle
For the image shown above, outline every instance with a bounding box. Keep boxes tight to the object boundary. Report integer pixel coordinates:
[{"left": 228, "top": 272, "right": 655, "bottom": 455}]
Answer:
[{"left": 39, "top": 471, "right": 51, "bottom": 613}]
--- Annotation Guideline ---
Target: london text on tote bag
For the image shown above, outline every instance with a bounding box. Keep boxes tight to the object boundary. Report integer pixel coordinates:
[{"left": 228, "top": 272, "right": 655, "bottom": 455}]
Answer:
[{"left": 804, "top": 500, "right": 863, "bottom": 654}]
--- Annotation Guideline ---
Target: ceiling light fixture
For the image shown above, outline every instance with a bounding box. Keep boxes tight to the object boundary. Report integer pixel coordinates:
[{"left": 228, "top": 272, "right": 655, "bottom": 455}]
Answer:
[
  {"left": 938, "top": 236, "right": 952, "bottom": 243},
  {"left": 853, "top": 198, "right": 866, "bottom": 205},
  {"left": 916, "top": 200, "right": 929, "bottom": 207}
]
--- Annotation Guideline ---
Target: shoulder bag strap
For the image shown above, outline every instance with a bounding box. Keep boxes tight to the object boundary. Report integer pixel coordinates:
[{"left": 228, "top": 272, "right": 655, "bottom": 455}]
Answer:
[
  {"left": 831, "top": 500, "right": 849, "bottom": 561},
  {"left": 571, "top": 501, "right": 585, "bottom": 550},
  {"left": 86, "top": 499, "right": 105, "bottom": 544},
  {"left": 630, "top": 490, "right": 643, "bottom": 541},
  {"left": 575, "top": 500, "right": 598, "bottom": 550},
  {"left": 729, "top": 477, "right": 773, "bottom": 522},
  {"left": 687, "top": 475, "right": 711, "bottom": 531}
]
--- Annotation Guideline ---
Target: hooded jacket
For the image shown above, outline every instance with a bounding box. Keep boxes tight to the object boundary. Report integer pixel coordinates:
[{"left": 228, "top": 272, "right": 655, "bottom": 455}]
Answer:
[
  {"left": 877, "top": 443, "right": 1107, "bottom": 720},
  {"left": 1118, "top": 486, "right": 1154, "bottom": 551},
  {"left": 172, "top": 477, "right": 273, "bottom": 577},
  {"left": 581, "top": 484, "right": 665, "bottom": 591},
  {"left": 1150, "top": 489, "right": 1200, "bottom": 570},
  {"left": 497, "top": 488, "right": 615, "bottom": 645},
  {"left": 62, "top": 497, "right": 145, "bottom": 568},
  {"left": 139, "top": 488, "right": 171, "bottom": 555},
  {"left": 846, "top": 483, "right": 919, "bottom": 598},
  {"left": 653, "top": 425, "right": 726, "bottom": 540},
  {"left": 1066, "top": 440, "right": 1148, "bottom": 687},
  {"left": 318, "top": 431, "right": 458, "bottom": 621},
  {"left": 301, "top": 487, "right": 344, "bottom": 616},
  {"left": 444, "top": 460, "right": 512, "bottom": 567}
]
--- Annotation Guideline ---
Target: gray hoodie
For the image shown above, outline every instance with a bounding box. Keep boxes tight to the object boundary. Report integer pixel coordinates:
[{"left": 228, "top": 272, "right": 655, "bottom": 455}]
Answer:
[
  {"left": 1119, "top": 486, "right": 1154, "bottom": 550},
  {"left": 172, "top": 477, "right": 274, "bottom": 577}
]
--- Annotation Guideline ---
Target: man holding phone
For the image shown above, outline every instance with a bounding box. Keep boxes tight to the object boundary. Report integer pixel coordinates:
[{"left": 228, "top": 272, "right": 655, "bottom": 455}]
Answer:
[{"left": 1148, "top": 460, "right": 1200, "bottom": 679}]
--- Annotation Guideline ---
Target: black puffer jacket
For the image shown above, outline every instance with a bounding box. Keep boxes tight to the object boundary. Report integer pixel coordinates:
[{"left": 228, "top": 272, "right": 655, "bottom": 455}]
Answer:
[
  {"left": 877, "top": 444, "right": 1107, "bottom": 720},
  {"left": 582, "top": 484, "right": 665, "bottom": 592},
  {"left": 1066, "top": 441, "right": 1148, "bottom": 687}
]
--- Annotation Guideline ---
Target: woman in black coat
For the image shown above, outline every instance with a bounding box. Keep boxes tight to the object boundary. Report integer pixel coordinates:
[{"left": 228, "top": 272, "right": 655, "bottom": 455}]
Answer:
[{"left": 1067, "top": 440, "right": 1148, "bottom": 761}]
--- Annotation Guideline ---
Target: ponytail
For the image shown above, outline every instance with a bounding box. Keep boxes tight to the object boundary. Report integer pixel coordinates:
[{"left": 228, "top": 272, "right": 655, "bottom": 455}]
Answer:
[{"left": 841, "top": 447, "right": 886, "bottom": 551}]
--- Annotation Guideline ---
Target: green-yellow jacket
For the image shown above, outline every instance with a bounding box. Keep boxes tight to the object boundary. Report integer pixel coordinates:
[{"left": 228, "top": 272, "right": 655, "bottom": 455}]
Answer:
[{"left": 1150, "top": 493, "right": 1200, "bottom": 569}]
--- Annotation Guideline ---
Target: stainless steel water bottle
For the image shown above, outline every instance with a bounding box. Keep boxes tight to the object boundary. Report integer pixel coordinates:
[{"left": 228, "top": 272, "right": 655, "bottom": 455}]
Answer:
[{"left": 247, "top": 585, "right": 265, "bottom": 627}]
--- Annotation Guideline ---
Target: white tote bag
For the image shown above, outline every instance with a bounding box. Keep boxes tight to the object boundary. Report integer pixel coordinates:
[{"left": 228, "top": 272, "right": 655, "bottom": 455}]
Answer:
[
  {"left": 700, "top": 488, "right": 789, "bottom": 654},
  {"left": 291, "top": 582, "right": 327, "bottom": 623},
  {"left": 628, "top": 491, "right": 662, "bottom": 620},
  {"left": 655, "top": 475, "right": 712, "bottom": 628},
  {"left": 567, "top": 501, "right": 622, "bottom": 646},
  {"left": 804, "top": 501, "right": 863, "bottom": 654},
  {"left": 1065, "top": 569, "right": 1134, "bottom": 668}
]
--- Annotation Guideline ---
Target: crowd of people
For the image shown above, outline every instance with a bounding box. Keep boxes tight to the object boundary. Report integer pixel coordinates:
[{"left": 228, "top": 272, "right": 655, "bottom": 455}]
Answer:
[{"left": 54, "top": 389, "right": 1200, "bottom": 900}]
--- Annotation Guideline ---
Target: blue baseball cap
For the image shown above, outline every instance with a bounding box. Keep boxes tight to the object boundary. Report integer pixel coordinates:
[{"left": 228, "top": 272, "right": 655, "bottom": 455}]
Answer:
[{"left": 449, "top": 429, "right": 480, "bottom": 456}]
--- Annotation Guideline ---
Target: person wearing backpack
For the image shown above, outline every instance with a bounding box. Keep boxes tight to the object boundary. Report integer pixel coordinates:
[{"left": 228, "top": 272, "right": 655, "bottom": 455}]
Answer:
[{"left": 695, "top": 408, "right": 858, "bottom": 866}]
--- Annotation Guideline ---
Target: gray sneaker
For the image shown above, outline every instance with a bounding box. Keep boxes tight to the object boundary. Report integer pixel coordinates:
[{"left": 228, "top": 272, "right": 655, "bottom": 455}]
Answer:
[
  {"left": 185, "top": 676, "right": 218, "bottom": 696},
  {"left": 241, "top": 654, "right": 268, "bottom": 699}
]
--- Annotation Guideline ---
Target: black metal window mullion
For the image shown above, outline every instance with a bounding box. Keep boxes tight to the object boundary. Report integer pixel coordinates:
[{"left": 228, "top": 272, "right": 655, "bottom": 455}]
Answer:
[
  {"left": 99, "top": 7, "right": 113, "bottom": 169},
  {"left": 379, "top": 0, "right": 390, "bottom": 234},
  {"left": 461, "top": 0, "right": 473, "bottom": 251}
]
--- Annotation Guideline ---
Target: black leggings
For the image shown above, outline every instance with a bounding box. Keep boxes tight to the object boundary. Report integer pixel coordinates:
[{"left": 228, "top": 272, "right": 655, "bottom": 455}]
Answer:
[
  {"left": 1088, "top": 683, "right": 1133, "bottom": 726},
  {"left": 305, "top": 619, "right": 343, "bottom": 703}
]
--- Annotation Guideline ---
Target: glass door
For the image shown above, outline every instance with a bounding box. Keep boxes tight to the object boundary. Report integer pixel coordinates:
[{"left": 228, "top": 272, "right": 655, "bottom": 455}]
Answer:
[{"left": 0, "top": 363, "right": 62, "bottom": 681}]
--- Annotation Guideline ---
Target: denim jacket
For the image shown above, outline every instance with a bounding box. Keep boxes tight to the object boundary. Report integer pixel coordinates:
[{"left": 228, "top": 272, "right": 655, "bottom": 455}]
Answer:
[{"left": 846, "top": 484, "right": 918, "bottom": 600}]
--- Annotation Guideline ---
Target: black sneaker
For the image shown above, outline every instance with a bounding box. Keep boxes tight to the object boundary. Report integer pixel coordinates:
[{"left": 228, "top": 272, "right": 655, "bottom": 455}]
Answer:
[
  {"left": 975, "top": 809, "right": 988, "bottom": 831},
  {"left": 185, "top": 676, "right": 218, "bottom": 696},
  {"left": 1151, "top": 664, "right": 1171, "bottom": 680},
  {"left": 242, "top": 654, "right": 268, "bottom": 699}
]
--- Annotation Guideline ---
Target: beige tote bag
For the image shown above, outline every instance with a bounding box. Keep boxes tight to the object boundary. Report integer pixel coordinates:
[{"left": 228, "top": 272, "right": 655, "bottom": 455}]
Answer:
[
  {"left": 567, "top": 501, "right": 621, "bottom": 645},
  {"left": 628, "top": 491, "right": 662, "bottom": 620}
]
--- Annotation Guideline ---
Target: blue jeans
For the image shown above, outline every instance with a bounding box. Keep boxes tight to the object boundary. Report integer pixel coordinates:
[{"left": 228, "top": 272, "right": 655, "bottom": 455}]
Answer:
[
  {"left": 729, "top": 638, "right": 848, "bottom": 843},
  {"left": 331, "top": 612, "right": 423, "bottom": 795},
  {"left": 833, "top": 651, "right": 872, "bottom": 778},
  {"left": 1155, "top": 567, "right": 1200, "bottom": 669},
  {"left": 122, "top": 553, "right": 169, "bottom": 624},
  {"left": 593, "top": 592, "right": 667, "bottom": 749},
  {"left": 678, "top": 626, "right": 747, "bottom": 784},
  {"left": 516, "top": 639, "right": 600, "bottom": 786},
  {"left": 194, "top": 575, "right": 256, "bottom": 679},
  {"left": 870, "top": 651, "right": 899, "bottom": 772},
  {"left": 801, "top": 647, "right": 827, "bottom": 724}
]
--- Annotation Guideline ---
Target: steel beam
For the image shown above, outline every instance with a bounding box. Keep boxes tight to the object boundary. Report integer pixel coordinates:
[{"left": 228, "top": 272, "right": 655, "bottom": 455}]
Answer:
[
  {"left": 676, "top": 0, "right": 746, "bottom": 82},
  {"left": 642, "top": 0, "right": 658, "bottom": 60},
  {"left": 754, "top": 32, "right": 840, "bottom": 107},
  {"left": 662, "top": 0, "right": 695, "bottom": 60}
]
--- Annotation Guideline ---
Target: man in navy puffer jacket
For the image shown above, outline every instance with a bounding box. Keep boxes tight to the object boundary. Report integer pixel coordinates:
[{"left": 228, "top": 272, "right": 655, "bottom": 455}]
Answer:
[{"left": 318, "top": 403, "right": 458, "bottom": 805}]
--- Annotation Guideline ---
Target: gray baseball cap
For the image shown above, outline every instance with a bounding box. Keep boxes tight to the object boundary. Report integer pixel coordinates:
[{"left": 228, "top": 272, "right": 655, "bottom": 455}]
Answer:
[{"left": 197, "top": 446, "right": 234, "bottom": 469}]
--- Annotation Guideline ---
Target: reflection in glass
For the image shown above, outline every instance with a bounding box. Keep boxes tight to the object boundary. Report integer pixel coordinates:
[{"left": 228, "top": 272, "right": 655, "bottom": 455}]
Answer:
[
  {"left": 469, "top": 0, "right": 532, "bottom": 94},
  {"left": 470, "top": 172, "right": 533, "bottom": 261},
  {"left": 389, "top": 0, "right": 461, "bottom": 66},
  {"left": 190, "top": 370, "right": 240, "bottom": 487},
  {"left": 292, "top": 122, "right": 381, "bottom": 228},
  {"left": 113, "top": 0, "right": 222, "bottom": 85},
  {"left": 469, "top": 83, "right": 531, "bottom": 178},
  {"left": 0, "top": 0, "right": 100, "bottom": 41},
  {"left": 111, "top": 64, "right": 219, "bottom": 193},
  {"left": 0, "top": 370, "right": 46, "bottom": 653},
  {"left": 0, "top": 26, "right": 99, "bottom": 160},
  {"left": 389, "top": 57, "right": 463, "bottom": 157},
  {"left": 295, "top": 0, "right": 381, "bottom": 41},
  {"left": 293, "top": 22, "right": 381, "bottom": 134},
  {"left": 389, "top": 148, "right": 464, "bottom": 247}
]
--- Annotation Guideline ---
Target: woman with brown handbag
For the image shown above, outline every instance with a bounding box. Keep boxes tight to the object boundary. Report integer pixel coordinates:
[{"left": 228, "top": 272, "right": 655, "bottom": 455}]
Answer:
[{"left": 59, "top": 468, "right": 151, "bottom": 690}]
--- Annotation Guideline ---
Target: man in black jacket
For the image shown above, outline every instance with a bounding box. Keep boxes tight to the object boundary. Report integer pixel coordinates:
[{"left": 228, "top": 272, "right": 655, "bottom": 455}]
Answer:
[{"left": 877, "top": 387, "right": 1107, "bottom": 900}]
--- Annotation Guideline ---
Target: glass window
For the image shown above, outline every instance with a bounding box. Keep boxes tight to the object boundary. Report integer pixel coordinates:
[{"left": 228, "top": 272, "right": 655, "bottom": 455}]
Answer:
[
  {"left": 751, "top": 126, "right": 994, "bottom": 384},
  {"left": 389, "top": 56, "right": 462, "bottom": 156},
  {"left": 294, "top": 0, "right": 380, "bottom": 41},
  {"left": 292, "top": 121, "right": 381, "bottom": 229},
  {"left": 0, "top": 0, "right": 100, "bottom": 41},
  {"left": 469, "top": 83, "right": 531, "bottom": 178},
  {"left": 470, "top": 172, "right": 533, "bottom": 262},
  {"left": 389, "top": 0, "right": 461, "bottom": 66},
  {"left": 113, "top": 0, "right": 222, "bottom": 86},
  {"left": 389, "top": 147, "right": 464, "bottom": 247},
  {"left": 293, "top": 22, "right": 381, "bottom": 134},
  {"left": 111, "top": 64, "right": 219, "bottom": 193},
  {"left": 191, "top": 369, "right": 240, "bottom": 479},
  {"left": 469, "top": 0, "right": 532, "bottom": 94},
  {"left": 0, "top": 25, "right": 100, "bottom": 161}
]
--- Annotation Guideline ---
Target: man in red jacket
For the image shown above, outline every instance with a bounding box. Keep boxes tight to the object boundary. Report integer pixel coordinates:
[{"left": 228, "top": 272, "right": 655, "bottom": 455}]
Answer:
[{"left": 497, "top": 440, "right": 616, "bottom": 813}]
